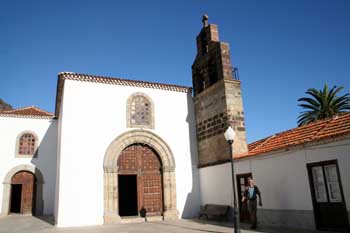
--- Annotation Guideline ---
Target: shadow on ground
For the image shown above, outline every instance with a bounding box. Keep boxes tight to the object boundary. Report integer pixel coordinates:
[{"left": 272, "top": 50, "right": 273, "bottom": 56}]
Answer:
[
  {"left": 0, "top": 215, "right": 340, "bottom": 233},
  {"left": 182, "top": 219, "right": 339, "bottom": 233},
  {"left": 34, "top": 215, "right": 55, "bottom": 225}
]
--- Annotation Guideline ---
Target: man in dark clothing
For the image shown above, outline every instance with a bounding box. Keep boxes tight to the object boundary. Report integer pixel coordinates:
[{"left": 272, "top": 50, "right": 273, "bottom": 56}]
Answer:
[{"left": 242, "top": 177, "right": 262, "bottom": 229}]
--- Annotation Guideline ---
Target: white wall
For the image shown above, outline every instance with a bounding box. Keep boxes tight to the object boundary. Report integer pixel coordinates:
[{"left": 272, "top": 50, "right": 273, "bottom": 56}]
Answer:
[
  {"left": 0, "top": 117, "right": 57, "bottom": 215},
  {"left": 305, "top": 139, "right": 350, "bottom": 212},
  {"left": 199, "top": 163, "right": 233, "bottom": 207},
  {"left": 199, "top": 139, "right": 350, "bottom": 226},
  {"left": 55, "top": 80, "right": 200, "bottom": 227}
]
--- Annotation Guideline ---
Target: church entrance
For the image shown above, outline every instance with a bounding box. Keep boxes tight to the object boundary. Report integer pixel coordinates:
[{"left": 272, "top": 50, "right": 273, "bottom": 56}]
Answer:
[
  {"left": 10, "top": 184, "right": 22, "bottom": 213},
  {"left": 117, "top": 144, "right": 163, "bottom": 217},
  {"left": 9, "top": 171, "right": 35, "bottom": 215},
  {"left": 118, "top": 175, "right": 138, "bottom": 216}
]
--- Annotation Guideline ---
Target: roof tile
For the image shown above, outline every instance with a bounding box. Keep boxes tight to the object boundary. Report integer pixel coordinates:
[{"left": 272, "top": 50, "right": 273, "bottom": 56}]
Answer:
[
  {"left": 237, "top": 113, "right": 350, "bottom": 159},
  {"left": 0, "top": 106, "right": 54, "bottom": 118}
]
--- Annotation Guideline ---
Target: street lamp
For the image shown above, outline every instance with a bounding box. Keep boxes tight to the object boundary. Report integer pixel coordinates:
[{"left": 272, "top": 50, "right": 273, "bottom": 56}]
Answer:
[{"left": 224, "top": 126, "right": 241, "bottom": 233}]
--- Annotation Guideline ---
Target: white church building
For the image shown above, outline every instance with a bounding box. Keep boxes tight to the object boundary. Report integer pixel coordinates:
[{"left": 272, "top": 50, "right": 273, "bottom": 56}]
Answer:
[{"left": 0, "top": 17, "right": 349, "bottom": 231}]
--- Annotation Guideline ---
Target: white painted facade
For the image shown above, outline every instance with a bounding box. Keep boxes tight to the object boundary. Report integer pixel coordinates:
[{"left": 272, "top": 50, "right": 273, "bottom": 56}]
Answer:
[
  {"left": 54, "top": 79, "right": 200, "bottom": 227},
  {"left": 0, "top": 77, "right": 349, "bottom": 230},
  {"left": 0, "top": 116, "right": 57, "bottom": 216},
  {"left": 199, "top": 138, "right": 350, "bottom": 229}
]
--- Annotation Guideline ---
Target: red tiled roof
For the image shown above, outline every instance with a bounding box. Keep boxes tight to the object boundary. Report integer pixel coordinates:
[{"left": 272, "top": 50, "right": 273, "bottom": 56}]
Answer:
[
  {"left": 0, "top": 106, "right": 54, "bottom": 118},
  {"left": 237, "top": 113, "right": 350, "bottom": 159}
]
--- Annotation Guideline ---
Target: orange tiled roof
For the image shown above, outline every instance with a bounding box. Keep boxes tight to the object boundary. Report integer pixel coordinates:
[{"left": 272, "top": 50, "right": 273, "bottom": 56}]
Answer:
[
  {"left": 0, "top": 106, "right": 54, "bottom": 118},
  {"left": 237, "top": 113, "right": 350, "bottom": 159}
]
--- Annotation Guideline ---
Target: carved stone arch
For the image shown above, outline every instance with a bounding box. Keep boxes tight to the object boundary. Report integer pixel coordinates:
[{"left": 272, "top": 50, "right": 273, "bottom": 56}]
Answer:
[
  {"left": 103, "top": 129, "right": 178, "bottom": 223},
  {"left": 15, "top": 130, "right": 39, "bottom": 158},
  {"left": 1, "top": 164, "right": 44, "bottom": 216},
  {"left": 126, "top": 92, "right": 155, "bottom": 129}
]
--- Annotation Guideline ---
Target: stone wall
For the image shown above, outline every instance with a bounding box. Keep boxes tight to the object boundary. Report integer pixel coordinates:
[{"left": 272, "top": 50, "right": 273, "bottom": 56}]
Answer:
[
  {"left": 194, "top": 78, "right": 247, "bottom": 167},
  {"left": 224, "top": 80, "right": 247, "bottom": 155},
  {"left": 192, "top": 21, "right": 248, "bottom": 167}
]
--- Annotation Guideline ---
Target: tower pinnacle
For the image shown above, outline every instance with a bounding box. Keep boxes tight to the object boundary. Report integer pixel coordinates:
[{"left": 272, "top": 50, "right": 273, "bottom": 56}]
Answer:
[{"left": 202, "top": 14, "right": 209, "bottom": 27}]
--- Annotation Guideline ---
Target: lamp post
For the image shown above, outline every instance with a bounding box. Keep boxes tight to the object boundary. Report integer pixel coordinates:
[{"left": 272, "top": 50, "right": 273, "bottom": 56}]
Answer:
[{"left": 224, "top": 126, "right": 241, "bottom": 233}]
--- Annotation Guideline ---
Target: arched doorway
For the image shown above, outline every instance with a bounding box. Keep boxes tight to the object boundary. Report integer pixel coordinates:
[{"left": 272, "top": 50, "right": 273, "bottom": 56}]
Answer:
[
  {"left": 10, "top": 171, "right": 36, "bottom": 214},
  {"left": 103, "top": 130, "right": 178, "bottom": 224},
  {"left": 1, "top": 165, "right": 44, "bottom": 216},
  {"left": 118, "top": 144, "right": 163, "bottom": 217}
]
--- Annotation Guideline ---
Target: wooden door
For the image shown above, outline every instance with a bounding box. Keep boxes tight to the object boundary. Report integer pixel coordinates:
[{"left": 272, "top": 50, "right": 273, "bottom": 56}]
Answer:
[
  {"left": 11, "top": 171, "right": 35, "bottom": 214},
  {"left": 307, "top": 160, "right": 349, "bottom": 231},
  {"left": 140, "top": 147, "right": 162, "bottom": 215},
  {"left": 118, "top": 144, "right": 163, "bottom": 216},
  {"left": 236, "top": 173, "right": 252, "bottom": 222}
]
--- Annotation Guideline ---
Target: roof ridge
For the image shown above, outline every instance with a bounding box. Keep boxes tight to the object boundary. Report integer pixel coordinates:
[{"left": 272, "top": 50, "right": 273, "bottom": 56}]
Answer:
[
  {"left": 28, "top": 106, "right": 54, "bottom": 115},
  {"left": 250, "top": 135, "right": 274, "bottom": 152},
  {"left": 2, "top": 106, "right": 35, "bottom": 112},
  {"left": 6, "top": 105, "right": 53, "bottom": 114},
  {"left": 0, "top": 106, "right": 54, "bottom": 117},
  {"left": 58, "top": 72, "right": 192, "bottom": 91}
]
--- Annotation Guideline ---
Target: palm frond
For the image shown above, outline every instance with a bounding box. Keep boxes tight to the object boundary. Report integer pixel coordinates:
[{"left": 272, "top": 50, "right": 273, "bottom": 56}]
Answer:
[{"left": 297, "top": 84, "right": 350, "bottom": 126}]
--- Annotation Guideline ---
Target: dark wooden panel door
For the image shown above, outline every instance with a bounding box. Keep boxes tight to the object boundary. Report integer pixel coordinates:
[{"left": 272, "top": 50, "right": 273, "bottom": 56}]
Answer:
[
  {"left": 118, "top": 144, "right": 163, "bottom": 216},
  {"left": 11, "top": 171, "right": 35, "bottom": 215},
  {"left": 236, "top": 173, "right": 252, "bottom": 222},
  {"left": 307, "top": 160, "right": 349, "bottom": 231},
  {"left": 140, "top": 146, "right": 162, "bottom": 215}
]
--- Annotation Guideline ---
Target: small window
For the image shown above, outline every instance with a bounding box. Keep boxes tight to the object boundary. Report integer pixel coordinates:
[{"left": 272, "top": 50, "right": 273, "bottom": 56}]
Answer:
[
  {"left": 127, "top": 93, "right": 154, "bottom": 129},
  {"left": 311, "top": 166, "right": 328, "bottom": 203},
  {"left": 16, "top": 132, "right": 38, "bottom": 157}
]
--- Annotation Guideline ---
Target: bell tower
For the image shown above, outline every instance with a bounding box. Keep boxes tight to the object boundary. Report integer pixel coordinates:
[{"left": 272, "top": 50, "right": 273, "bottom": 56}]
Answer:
[{"left": 193, "top": 15, "right": 248, "bottom": 167}]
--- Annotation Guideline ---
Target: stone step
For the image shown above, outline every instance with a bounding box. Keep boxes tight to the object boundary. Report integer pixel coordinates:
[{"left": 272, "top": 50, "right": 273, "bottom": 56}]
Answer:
[
  {"left": 120, "top": 217, "right": 145, "bottom": 224},
  {"left": 145, "top": 215, "right": 163, "bottom": 222},
  {"left": 120, "top": 215, "right": 163, "bottom": 224}
]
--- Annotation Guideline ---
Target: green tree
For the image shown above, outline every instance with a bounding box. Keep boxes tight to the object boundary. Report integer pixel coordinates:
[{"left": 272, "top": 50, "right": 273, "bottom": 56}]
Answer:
[{"left": 297, "top": 84, "right": 350, "bottom": 126}]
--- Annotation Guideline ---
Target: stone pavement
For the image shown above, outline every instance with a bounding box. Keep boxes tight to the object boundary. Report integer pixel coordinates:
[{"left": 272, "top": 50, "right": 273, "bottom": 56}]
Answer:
[{"left": 0, "top": 215, "right": 337, "bottom": 233}]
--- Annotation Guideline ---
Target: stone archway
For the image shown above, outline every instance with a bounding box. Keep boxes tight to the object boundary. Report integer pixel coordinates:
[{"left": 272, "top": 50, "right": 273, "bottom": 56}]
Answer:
[
  {"left": 1, "top": 165, "right": 44, "bottom": 216},
  {"left": 103, "top": 130, "right": 178, "bottom": 223}
]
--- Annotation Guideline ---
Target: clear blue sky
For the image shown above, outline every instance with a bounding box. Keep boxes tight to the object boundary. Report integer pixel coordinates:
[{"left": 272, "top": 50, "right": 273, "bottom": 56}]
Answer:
[{"left": 1, "top": 0, "right": 349, "bottom": 143}]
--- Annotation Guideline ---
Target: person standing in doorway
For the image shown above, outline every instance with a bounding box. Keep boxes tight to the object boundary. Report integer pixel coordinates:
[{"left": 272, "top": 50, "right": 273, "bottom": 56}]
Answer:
[{"left": 242, "top": 177, "right": 262, "bottom": 229}]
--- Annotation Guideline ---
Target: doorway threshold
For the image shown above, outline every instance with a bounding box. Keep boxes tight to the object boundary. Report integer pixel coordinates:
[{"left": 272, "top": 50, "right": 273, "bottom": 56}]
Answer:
[
  {"left": 120, "top": 215, "right": 163, "bottom": 224},
  {"left": 120, "top": 216, "right": 145, "bottom": 224}
]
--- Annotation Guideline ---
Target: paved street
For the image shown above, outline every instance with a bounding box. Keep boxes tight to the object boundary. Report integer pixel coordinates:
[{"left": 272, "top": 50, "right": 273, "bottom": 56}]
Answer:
[{"left": 0, "top": 215, "right": 336, "bottom": 233}]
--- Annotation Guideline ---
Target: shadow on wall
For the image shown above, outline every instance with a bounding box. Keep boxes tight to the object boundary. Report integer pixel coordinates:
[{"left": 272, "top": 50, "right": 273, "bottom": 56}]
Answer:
[
  {"left": 181, "top": 93, "right": 201, "bottom": 218},
  {"left": 30, "top": 120, "right": 58, "bottom": 225}
]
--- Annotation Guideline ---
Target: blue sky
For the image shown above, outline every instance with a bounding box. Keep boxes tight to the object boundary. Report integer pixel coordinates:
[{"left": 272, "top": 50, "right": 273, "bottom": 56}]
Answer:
[{"left": 1, "top": 0, "right": 349, "bottom": 143}]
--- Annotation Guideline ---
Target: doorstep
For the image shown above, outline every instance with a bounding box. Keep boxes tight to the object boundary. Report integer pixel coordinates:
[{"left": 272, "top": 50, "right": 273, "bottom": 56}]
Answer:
[{"left": 120, "top": 215, "right": 163, "bottom": 224}]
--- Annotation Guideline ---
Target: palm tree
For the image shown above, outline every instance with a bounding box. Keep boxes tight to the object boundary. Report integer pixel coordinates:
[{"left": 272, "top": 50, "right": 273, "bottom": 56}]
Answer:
[{"left": 297, "top": 84, "right": 350, "bottom": 126}]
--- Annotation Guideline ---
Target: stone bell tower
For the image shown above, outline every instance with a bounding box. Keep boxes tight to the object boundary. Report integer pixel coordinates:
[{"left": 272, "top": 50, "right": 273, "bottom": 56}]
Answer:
[{"left": 193, "top": 15, "right": 248, "bottom": 167}]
